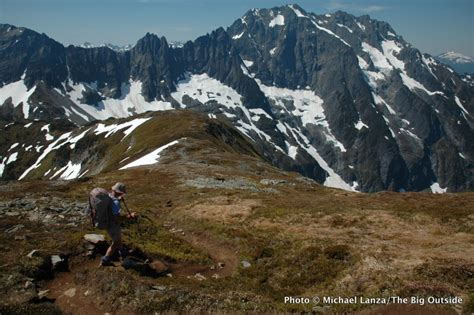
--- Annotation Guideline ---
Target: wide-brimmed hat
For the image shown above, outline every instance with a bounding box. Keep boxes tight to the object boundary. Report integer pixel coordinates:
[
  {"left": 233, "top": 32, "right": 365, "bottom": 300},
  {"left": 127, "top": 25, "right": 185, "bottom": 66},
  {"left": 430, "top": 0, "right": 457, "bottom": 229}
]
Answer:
[{"left": 112, "top": 182, "right": 127, "bottom": 194}]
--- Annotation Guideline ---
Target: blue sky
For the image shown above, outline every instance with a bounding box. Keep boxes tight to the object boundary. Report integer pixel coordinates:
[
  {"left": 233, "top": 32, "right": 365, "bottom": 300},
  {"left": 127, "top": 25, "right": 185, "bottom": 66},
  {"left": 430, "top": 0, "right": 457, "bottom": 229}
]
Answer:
[{"left": 1, "top": 0, "right": 472, "bottom": 57}]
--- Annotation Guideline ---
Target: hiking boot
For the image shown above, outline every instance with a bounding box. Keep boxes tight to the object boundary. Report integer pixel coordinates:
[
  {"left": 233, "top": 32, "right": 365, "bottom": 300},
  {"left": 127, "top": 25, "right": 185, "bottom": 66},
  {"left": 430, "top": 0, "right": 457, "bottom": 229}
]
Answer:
[{"left": 100, "top": 256, "right": 115, "bottom": 267}]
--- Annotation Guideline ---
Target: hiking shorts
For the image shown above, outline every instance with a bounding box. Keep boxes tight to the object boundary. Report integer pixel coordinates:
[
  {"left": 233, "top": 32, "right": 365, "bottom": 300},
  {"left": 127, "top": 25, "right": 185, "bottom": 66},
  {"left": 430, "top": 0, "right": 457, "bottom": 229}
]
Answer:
[{"left": 107, "top": 221, "right": 121, "bottom": 242}]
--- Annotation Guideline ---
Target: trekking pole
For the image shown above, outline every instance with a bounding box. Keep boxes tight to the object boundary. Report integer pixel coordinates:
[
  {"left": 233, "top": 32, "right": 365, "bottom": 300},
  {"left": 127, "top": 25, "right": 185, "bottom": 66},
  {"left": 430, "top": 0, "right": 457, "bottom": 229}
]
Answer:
[
  {"left": 121, "top": 197, "right": 140, "bottom": 235},
  {"left": 121, "top": 197, "right": 133, "bottom": 217}
]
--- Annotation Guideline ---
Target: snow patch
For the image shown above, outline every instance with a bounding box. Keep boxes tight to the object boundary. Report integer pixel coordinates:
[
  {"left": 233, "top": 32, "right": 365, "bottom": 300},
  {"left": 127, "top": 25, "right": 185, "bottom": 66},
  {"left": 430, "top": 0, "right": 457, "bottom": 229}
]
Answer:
[
  {"left": 400, "top": 73, "right": 444, "bottom": 96},
  {"left": 269, "top": 14, "right": 285, "bottom": 27},
  {"left": 400, "top": 128, "right": 422, "bottom": 143},
  {"left": 6, "top": 152, "right": 18, "bottom": 165},
  {"left": 232, "top": 32, "right": 245, "bottom": 40},
  {"left": 172, "top": 73, "right": 243, "bottom": 110},
  {"left": 288, "top": 5, "right": 306, "bottom": 17},
  {"left": 351, "top": 181, "right": 359, "bottom": 191},
  {"left": 120, "top": 139, "right": 181, "bottom": 170},
  {"left": 421, "top": 54, "right": 439, "bottom": 79},
  {"left": 356, "top": 22, "right": 366, "bottom": 31},
  {"left": 41, "top": 124, "right": 50, "bottom": 132},
  {"left": 19, "top": 132, "right": 73, "bottom": 180},
  {"left": 311, "top": 20, "right": 350, "bottom": 47},
  {"left": 240, "top": 64, "right": 253, "bottom": 78},
  {"left": 45, "top": 133, "right": 54, "bottom": 141},
  {"left": 249, "top": 108, "right": 272, "bottom": 120},
  {"left": 354, "top": 120, "right": 369, "bottom": 130},
  {"left": 257, "top": 80, "right": 346, "bottom": 152},
  {"left": 286, "top": 142, "right": 298, "bottom": 159},
  {"left": 68, "top": 128, "right": 90, "bottom": 149},
  {"left": 357, "top": 56, "right": 369, "bottom": 70},
  {"left": 362, "top": 42, "right": 392, "bottom": 70},
  {"left": 455, "top": 95, "right": 469, "bottom": 115},
  {"left": 381, "top": 40, "right": 405, "bottom": 70},
  {"left": 430, "top": 182, "right": 447, "bottom": 194},
  {"left": 288, "top": 125, "right": 353, "bottom": 191},
  {"left": 372, "top": 92, "right": 396, "bottom": 115},
  {"left": 382, "top": 116, "right": 396, "bottom": 138},
  {"left": 94, "top": 117, "right": 151, "bottom": 139},
  {"left": 242, "top": 59, "right": 254, "bottom": 68},
  {"left": 59, "top": 161, "right": 82, "bottom": 180},
  {"left": 363, "top": 41, "right": 444, "bottom": 96},
  {"left": 0, "top": 77, "right": 37, "bottom": 119},
  {"left": 337, "top": 23, "right": 353, "bottom": 33},
  {"left": 8, "top": 143, "right": 19, "bottom": 151},
  {"left": 0, "top": 152, "right": 19, "bottom": 177}
]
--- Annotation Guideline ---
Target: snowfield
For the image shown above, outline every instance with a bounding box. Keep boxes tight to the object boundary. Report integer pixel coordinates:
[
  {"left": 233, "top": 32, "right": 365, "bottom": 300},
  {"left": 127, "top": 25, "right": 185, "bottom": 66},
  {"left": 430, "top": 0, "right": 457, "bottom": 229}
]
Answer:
[{"left": 68, "top": 80, "right": 173, "bottom": 120}]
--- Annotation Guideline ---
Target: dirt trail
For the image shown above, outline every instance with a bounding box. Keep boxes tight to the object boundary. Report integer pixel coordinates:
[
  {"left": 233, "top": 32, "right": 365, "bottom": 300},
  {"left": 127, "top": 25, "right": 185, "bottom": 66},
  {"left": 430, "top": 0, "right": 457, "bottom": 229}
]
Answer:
[
  {"left": 177, "top": 229, "right": 240, "bottom": 277},
  {"left": 45, "top": 258, "right": 117, "bottom": 315},
  {"left": 43, "top": 225, "right": 241, "bottom": 314}
]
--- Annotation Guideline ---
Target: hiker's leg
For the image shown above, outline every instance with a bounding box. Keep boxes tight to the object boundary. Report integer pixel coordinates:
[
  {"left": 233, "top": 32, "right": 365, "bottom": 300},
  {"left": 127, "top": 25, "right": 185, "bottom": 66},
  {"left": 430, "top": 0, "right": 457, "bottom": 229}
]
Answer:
[
  {"left": 105, "top": 223, "right": 122, "bottom": 258},
  {"left": 106, "top": 238, "right": 121, "bottom": 257}
]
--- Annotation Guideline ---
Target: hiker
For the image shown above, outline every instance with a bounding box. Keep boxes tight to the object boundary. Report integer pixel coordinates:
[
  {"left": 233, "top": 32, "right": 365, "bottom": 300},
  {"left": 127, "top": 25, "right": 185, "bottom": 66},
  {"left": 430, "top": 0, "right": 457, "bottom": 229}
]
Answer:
[{"left": 88, "top": 182, "right": 136, "bottom": 266}]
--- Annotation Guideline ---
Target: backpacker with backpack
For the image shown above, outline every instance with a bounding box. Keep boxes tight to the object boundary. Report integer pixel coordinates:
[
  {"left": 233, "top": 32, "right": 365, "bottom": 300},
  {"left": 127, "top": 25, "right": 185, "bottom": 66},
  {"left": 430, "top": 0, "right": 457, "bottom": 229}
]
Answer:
[{"left": 86, "top": 188, "right": 113, "bottom": 229}]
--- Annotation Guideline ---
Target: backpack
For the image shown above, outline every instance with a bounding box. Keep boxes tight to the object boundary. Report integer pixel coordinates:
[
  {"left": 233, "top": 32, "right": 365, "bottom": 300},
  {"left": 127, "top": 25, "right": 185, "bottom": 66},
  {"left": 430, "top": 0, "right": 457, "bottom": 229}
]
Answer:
[{"left": 87, "top": 188, "right": 113, "bottom": 229}]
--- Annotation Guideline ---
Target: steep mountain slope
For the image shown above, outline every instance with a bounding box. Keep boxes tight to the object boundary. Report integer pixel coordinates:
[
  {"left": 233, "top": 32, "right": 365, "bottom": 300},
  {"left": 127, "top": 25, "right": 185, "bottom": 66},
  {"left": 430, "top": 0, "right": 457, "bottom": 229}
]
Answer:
[
  {"left": 226, "top": 5, "right": 474, "bottom": 193},
  {"left": 0, "top": 4, "right": 473, "bottom": 193},
  {"left": 0, "top": 110, "right": 261, "bottom": 182}
]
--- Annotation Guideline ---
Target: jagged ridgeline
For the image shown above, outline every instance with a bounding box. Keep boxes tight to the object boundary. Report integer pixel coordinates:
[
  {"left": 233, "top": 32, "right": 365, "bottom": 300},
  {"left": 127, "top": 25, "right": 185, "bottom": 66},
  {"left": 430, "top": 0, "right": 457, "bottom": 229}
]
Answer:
[{"left": 0, "top": 4, "right": 473, "bottom": 192}]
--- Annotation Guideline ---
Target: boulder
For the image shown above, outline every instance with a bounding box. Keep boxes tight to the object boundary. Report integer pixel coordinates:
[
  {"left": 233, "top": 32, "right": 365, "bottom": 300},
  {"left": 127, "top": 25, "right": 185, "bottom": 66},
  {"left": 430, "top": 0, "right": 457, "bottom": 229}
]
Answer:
[
  {"left": 149, "top": 260, "right": 169, "bottom": 274},
  {"left": 63, "top": 288, "right": 76, "bottom": 297},
  {"left": 51, "top": 254, "right": 68, "bottom": 271},
  {"left": 194, "top": 273, "right": 207, "bottom": 281},
  {"left": 5, "top": 224, "right": 24, "bottom": 234},
  {"left": 27, "top": 249, "right": 40, "bottom": 258},
  {"left": 122, "top": 256, "right": 168, "bottom": 278},
  {"left": 37, "top": 289, "right": 50, "bottom": 299},
  {"left": 83, "top": 234, "right": 105, "bottom": 244},
  {"left": 241, "top": 260, "right": 251, "bottom": 268}
]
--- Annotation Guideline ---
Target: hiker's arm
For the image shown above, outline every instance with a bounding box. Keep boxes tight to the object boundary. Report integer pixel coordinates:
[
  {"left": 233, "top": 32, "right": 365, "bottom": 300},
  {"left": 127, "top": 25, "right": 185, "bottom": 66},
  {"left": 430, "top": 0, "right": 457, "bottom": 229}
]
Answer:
[{"left": 119, "top": 197, "right": 136, "bottom": 219}]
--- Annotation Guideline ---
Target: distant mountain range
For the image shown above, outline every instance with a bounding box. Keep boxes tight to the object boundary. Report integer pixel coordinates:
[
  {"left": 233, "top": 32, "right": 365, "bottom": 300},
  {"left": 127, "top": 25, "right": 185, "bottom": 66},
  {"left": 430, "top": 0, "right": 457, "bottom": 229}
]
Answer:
[
  {"left": 436, "top": 51, "right": 474, "bottom": 74},
  {"left": 0, "top": 4, "right": 473, "bottom": 192},
  {"left": 80, "top": 40, "right": 184, "bottom": 51},
  {"left": 79, "top": 42, "right": 134, "bottom": 52}
]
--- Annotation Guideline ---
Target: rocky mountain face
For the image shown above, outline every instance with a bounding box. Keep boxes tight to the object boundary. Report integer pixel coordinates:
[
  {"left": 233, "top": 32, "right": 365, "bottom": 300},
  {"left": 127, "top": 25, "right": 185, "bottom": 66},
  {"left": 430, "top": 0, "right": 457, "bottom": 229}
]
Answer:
[{"left": 0, "top": 4, "right": 473, "bottom": 193}]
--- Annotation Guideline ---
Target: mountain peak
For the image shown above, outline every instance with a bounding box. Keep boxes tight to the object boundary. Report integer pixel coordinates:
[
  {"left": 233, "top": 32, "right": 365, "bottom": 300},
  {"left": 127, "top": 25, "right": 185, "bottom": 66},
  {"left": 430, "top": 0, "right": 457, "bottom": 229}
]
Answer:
[
  {"left": 438, "top": 51, "right": 474, "bottom": 64},
  {"left": 135, "top": 32, "right": 167, "bottom": 48}
]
